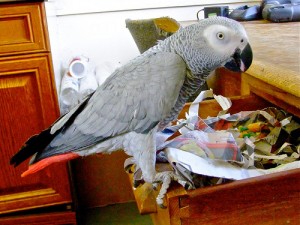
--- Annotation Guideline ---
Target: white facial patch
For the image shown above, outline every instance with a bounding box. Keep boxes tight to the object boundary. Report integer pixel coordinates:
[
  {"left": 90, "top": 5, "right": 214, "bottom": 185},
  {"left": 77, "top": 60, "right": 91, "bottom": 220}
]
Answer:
[{"left": 202, "top": 24, "right": 241, "bottom": 55}]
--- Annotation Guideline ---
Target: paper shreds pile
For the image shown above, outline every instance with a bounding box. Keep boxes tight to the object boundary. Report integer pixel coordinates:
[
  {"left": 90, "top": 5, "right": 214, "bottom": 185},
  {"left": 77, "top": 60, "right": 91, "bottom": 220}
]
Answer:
[
  {"left": 206, "top": 107, "right": 300, "bottom": 168},
  {"left": 155, "top": 107, "right": 300, "bottom": 188}
]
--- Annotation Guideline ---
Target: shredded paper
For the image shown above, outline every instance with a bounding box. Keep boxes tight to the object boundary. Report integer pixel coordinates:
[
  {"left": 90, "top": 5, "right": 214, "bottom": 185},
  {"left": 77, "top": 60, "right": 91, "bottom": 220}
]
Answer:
[
  {"left": 126, "top": 90, "right": 300, "bottom": 191},
  {"left": 156, "top": 90, "right": 300, "bottom": 187}
]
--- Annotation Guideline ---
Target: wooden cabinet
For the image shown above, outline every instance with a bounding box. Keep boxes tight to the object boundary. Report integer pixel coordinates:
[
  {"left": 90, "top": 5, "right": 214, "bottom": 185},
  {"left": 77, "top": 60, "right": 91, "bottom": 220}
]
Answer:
[
  {"left": 0, "top": 2, "right": 76, "bottom": 224},
  {"left": 0, "top": 3, "right": 48, "bottom": 56}
]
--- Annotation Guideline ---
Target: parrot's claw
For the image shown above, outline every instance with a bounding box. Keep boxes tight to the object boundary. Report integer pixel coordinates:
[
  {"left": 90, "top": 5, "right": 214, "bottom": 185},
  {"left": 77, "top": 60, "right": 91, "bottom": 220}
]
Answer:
[
  {"left": 133, "top": 179, "right": 144, "bottom": 188},
  {"left": 154, "top": 171, "right": 191, "bottom": 208},
  {"left": 180, "top": 180, "right": 194, "bottom": 190},
  {"left": 152, "top": 182, "right": 159, "bottom": 191}
]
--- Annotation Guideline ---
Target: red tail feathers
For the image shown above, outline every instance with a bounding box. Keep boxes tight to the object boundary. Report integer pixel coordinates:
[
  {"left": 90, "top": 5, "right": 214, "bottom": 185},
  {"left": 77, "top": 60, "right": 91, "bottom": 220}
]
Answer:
[{"left": 21, "top": 152, "right": 80, "bottom": 177}]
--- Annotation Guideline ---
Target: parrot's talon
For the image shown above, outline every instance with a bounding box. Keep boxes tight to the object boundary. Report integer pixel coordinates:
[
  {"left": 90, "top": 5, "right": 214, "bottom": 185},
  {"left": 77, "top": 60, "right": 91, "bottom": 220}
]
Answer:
[
  {"left": 133, "top": 182, "right": 140, "bottom": 188},
  {"left": 152, "top": 182, "right": 159, "bottom": 191},
  {"left": 158, "top": 203, "right": 167, "bottom": 209},
  {"left": 179, "top": 180, "right": 194, "bottom": 190},
  {"left": 133, "top": 179, "right": 144, "bottom": 188},
  {"left": 156, "top": 196, "right": 164, "bottom": 207},
  {"left": 152, "top": 171, "right": 196, "bottom": 206},
  {"left": 185, "top": 183, "right": 194, "bottom": 190},
  {"left": 154, "top": 171, "right": 175, "bottom": 206}
]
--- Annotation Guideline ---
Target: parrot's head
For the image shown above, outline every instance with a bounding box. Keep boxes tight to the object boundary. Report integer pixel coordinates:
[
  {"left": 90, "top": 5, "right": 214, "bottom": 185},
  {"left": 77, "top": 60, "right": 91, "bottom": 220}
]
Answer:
[{"left": 172, "top": 17, "right": 253, "bottom": 74}]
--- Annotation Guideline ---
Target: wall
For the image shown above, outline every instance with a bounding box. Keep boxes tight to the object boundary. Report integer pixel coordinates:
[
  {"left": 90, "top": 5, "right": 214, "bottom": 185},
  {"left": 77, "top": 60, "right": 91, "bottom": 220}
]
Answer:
[{"left": 44, "top": 0, "right": 260, "bottom": 209}]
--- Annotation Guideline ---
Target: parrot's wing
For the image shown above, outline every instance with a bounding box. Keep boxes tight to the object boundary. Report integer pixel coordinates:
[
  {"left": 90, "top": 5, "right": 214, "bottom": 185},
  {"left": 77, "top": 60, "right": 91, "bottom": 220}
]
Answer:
[{"left": 35, "top": 52, "right": 186, "bottom": 160}]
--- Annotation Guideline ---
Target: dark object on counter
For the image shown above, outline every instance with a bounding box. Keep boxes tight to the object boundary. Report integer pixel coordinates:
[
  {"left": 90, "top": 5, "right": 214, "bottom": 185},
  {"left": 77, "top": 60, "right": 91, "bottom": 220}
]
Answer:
[
  {"left": 204, "top": 6, "right": 229, "bottom": 18},
  {"left": 262, "top": 0, "right": 300, "bottom": 22},
  {"left": 229, "top": 5, "right": 262, "bottom": 21},
  {"left": 197, "top": 6, "right": 229, "bottom": 20}
]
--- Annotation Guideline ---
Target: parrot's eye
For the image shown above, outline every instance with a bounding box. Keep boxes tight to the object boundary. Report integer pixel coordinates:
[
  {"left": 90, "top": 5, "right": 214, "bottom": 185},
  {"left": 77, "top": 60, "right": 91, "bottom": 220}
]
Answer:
[
  {"left": 217, "top": 32, "right": 224, "bottom": 40},
  {"left": 241, "top": 39, "right": 244, "bottom": 43}
]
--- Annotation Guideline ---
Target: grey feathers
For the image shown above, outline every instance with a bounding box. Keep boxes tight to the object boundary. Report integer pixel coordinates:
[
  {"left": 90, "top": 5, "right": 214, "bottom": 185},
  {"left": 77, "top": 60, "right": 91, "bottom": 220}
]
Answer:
[
  {"left": 33, "top": 52, "right": 186, "bottom": 161},
  {"left": 25, "top": 17, "right": 252, "bottom": 167}
]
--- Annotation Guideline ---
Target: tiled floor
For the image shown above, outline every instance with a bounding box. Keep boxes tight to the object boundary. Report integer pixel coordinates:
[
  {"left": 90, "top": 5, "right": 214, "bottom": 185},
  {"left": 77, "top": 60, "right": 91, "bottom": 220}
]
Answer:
[{"left": 78, "top": 202, "right": 153, "bottom": 225}]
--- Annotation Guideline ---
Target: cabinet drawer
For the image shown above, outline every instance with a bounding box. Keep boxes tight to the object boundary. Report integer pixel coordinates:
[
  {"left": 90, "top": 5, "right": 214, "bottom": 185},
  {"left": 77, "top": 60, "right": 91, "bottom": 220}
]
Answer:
[{"left": 0, "top": 3, "right": 48, "bottom": 56}]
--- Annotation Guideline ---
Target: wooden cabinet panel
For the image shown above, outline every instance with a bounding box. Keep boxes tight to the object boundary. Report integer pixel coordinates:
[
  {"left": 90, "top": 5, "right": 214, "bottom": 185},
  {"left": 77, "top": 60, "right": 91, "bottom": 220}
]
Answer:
[
  {"left": 0, "top": 54, "right": 73, "bottom": 214},
  {"left": 0, "top": 3, "right": 48, "bottom": 56},
  {"left": 0, "top": 211, "right": 77, "bottom": 225}
]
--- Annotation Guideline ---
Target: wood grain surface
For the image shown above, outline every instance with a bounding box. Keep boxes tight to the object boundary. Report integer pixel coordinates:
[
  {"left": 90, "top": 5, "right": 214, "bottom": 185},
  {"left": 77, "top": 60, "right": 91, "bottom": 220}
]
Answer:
[{"left": 241, "top": 21, "right": 300, "bottom": 73}]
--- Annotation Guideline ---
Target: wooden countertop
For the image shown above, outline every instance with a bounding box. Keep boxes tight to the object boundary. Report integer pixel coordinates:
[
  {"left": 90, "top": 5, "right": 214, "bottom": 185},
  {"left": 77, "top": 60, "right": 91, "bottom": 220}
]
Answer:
[{"left": 241, "top": 20, "right": 300, "bottom": 73}]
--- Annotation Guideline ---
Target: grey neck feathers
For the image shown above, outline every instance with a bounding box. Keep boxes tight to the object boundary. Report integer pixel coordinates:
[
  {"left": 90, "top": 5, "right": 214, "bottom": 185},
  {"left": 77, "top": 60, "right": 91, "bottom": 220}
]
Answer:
[
  {"left": 146, "top": 34, "right": 210, "bottom": 128},
  {"left": 159, "top": 69, "right": 208, "bottom": 128}
]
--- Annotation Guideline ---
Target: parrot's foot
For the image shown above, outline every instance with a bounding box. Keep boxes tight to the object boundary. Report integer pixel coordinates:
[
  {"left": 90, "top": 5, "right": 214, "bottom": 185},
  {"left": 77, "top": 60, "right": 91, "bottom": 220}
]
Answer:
[
  {"left": 152, "top": 182, "right": 159, "bottom": 191},
  {"left": 153, "top": 171, "right": 194, "bottom": 208}
]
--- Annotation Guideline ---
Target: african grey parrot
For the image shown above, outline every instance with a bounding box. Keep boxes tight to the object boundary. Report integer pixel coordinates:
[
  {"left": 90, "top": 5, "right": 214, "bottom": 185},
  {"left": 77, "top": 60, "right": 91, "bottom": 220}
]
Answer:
[{"left": 10, "top": 17, "right": 252, "bottom": 206}]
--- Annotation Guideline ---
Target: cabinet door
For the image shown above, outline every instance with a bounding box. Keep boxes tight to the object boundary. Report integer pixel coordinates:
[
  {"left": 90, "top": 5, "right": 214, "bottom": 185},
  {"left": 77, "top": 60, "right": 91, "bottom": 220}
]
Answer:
[
  {"left": 0, "top": 54, "right": 73, "bottom": 214},
  {"left": 0, "top": 3, "right": 49, "bottom": 56}
]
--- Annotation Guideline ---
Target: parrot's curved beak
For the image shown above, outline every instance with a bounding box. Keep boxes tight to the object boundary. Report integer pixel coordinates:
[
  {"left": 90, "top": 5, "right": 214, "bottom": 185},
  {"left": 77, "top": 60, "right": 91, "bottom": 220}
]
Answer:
[{"left": 224, "top": 43, "right": 253, "bottom": 72}]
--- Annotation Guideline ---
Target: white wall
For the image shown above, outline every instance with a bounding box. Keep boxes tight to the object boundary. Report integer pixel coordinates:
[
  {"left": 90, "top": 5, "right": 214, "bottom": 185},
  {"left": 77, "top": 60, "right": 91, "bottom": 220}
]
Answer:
[{"left": 45, "top": 0, "right": 260, "bottom": 98}]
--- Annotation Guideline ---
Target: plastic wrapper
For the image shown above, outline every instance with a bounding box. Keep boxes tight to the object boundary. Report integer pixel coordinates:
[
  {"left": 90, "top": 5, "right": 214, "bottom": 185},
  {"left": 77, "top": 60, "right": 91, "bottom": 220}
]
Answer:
[
  {"left": 59, "top": 56, "right": 99, "bottom": 114},
  {"left": 60, "top": 71, "right": 80, "bottom": 114}
]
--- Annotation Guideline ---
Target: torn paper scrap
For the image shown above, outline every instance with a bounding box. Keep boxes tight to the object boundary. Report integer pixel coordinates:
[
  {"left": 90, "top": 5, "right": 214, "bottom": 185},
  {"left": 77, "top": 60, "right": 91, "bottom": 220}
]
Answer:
[{"left": 165, "top": 147, "right": 300, "bottom": 180}]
